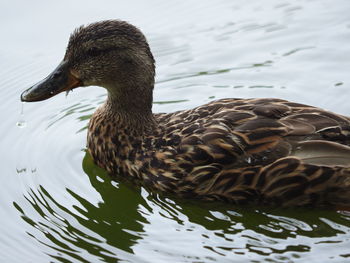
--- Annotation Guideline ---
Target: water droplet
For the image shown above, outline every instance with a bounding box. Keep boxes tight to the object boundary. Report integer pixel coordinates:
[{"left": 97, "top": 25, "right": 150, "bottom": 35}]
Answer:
[
  {"left": 16, "top": 102, "right": 27, "bottom": 128},
  {"left": 65, "top": 89, "right": 73, "bottom": 97},
  {"left": 16, "top": 168, "right": 27, "bottom": 174},
  {"left": 16, "top": 120, "right": 27, "bottom": 128}
]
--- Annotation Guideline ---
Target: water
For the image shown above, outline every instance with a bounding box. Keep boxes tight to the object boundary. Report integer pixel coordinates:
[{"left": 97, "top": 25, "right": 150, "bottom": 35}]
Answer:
[{"left": 1, "top": 0, "right": 350, "bottom": 262}]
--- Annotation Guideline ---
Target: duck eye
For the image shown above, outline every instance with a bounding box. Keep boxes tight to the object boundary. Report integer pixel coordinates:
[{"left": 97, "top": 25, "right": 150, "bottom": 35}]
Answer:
[{"left": 87, "top": 47, "right": 102, "bottom": 56}]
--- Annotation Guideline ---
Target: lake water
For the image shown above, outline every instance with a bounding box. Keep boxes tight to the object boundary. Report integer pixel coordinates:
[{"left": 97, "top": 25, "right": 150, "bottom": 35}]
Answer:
[{"left": 1, "top": 0, "right": 350, "bottom": 262}]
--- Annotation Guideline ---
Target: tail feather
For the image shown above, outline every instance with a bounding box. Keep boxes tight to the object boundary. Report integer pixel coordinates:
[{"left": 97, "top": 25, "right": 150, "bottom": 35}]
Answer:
[{"left": 259, "top": 157, "right": 350, "bottom": 208}]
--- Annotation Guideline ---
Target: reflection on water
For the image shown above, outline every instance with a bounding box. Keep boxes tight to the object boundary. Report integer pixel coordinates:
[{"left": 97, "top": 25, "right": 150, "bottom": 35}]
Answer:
[
  {"left": 2, "top": 0, "right": 350, "bottom": 262},
  {"left": 13, "top": 152, "right": 350, "bottom": 262},
  {"left": 156, "top": 60, "right": 273, "bottom": 84},
  {"left": 14, "top": 153, "right": 146, "bottom": 262}
]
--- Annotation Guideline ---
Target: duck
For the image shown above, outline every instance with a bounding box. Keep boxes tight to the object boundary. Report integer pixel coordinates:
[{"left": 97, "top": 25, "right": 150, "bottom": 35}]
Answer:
[{"left": 21, "top": 20, "right": 350, "bottom": 208}]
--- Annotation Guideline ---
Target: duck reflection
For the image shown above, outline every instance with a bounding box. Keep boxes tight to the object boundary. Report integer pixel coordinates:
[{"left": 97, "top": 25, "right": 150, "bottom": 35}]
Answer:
[
  {"left": 13, "top": 151, "right": 149, "bottom": 262},
  {"left": 13, "top": 151, "right": 350, "bottom": 262}
]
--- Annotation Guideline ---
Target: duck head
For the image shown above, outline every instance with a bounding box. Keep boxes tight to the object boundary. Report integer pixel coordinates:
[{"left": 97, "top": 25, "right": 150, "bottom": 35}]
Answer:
[{"left": 21, "top": 20, "right": 155, "bottom": 112}]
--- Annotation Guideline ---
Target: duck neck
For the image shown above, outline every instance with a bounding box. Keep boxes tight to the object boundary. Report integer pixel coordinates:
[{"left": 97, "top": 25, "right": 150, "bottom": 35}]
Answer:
[{"left": 105, "top": 85, "right": 157, "bottom": 134}]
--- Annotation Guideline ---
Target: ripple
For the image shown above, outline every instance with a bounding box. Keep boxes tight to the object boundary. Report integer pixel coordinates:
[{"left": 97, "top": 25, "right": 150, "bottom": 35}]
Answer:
[
  {"left": 11, "top": 160, "right": 350, "bottom": 262},
  {"left": 2, "top": 0, "right": 350, "bottom": 262}
]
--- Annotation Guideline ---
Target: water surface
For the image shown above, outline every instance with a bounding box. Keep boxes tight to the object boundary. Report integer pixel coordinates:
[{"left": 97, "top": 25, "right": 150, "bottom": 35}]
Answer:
[{"left": 1, "top": 0, "right": 350, "bottom": 262}]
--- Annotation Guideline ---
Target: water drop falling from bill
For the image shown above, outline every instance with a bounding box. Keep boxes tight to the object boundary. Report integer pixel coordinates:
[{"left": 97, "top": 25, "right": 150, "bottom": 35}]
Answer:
[{"left": 16, "top": 102, "right": 27, "bottom": 128}]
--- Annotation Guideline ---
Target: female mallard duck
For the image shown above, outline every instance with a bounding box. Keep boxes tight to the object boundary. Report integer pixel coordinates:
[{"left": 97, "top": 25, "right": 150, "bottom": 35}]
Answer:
[{"left": 21, "top": 20, "right": 350, "bottom": 208}]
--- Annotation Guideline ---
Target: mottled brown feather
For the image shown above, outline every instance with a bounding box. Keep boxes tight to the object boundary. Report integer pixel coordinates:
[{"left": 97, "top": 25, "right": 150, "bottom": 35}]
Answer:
[{"left": 88, "top": 98, "right": 350, "bottom": 208}]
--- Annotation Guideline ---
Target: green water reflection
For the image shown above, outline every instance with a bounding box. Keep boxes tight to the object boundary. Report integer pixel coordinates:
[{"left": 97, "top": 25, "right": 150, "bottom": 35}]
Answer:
[
  {"left": 13, "top": 153, "right": 147, "bottom": 262},
  {"left": 13, "top": 152, "right": 350, "bottom": 262}
]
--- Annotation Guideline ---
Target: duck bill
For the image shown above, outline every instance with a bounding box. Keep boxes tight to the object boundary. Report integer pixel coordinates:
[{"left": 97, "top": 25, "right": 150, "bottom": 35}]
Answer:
[{"left": 21, "top": 61, "right": 82, "bottom": 102}]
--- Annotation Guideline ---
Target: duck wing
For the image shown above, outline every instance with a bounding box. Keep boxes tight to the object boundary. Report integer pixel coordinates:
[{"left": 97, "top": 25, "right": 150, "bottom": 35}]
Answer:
[
  {"left": 171, "top": 98, "right": 350, "bottom": 167},
  {"left": 155, "top": 98, "right": 350, "bottom": 206}
]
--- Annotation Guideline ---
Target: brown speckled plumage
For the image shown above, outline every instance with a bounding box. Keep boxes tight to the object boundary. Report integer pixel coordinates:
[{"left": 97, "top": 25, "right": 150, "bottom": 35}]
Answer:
[
  {"left": 22, "top": 20, "right": 350, "bottom": 208},
  {"left": 88, "top": 97, "right": 350, "bottom": 207}
]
